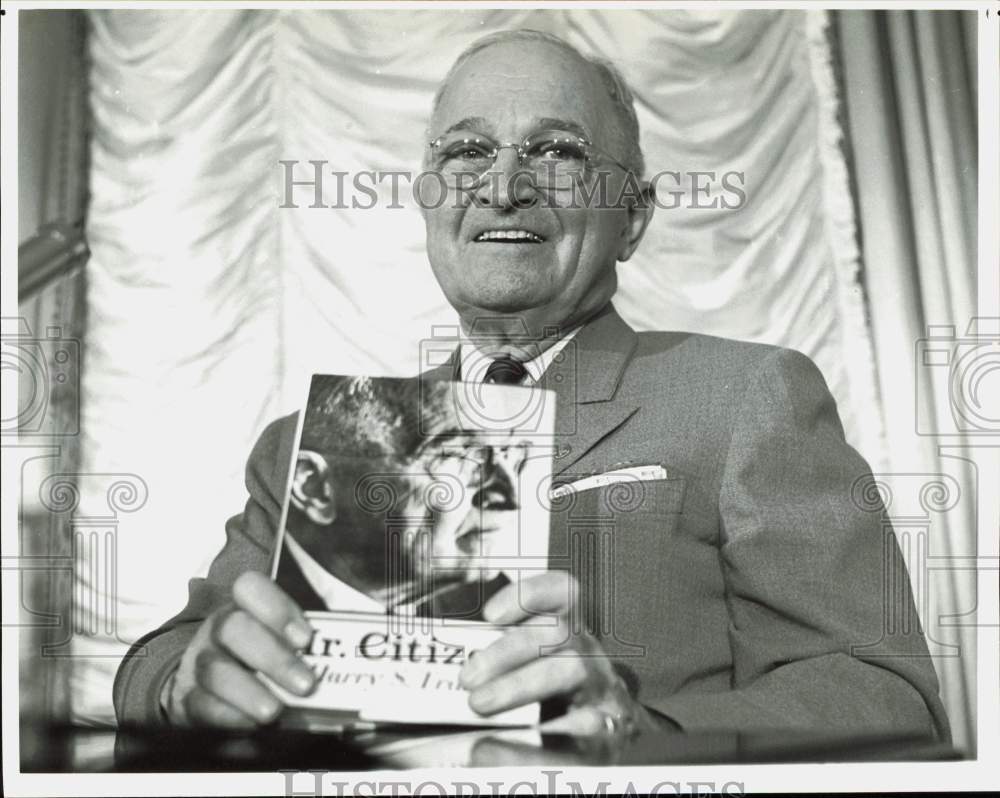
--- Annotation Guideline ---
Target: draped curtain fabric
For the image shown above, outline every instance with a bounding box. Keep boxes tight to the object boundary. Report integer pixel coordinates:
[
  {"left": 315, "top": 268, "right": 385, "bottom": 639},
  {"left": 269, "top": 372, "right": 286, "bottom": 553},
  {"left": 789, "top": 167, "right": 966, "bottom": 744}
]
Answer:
[
  {"left": 837, "top": 10, "right": 978, "bottom": 754},
  {"left": 80, "top": 9, "right": 882, "bottom": 725}
]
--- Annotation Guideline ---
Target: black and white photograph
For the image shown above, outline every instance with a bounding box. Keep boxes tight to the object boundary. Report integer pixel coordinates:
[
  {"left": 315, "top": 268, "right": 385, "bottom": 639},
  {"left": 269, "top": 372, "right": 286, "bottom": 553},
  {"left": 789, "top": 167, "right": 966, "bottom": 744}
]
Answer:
[
  {"left": 274, "top": 373, "right": 552, "bottom": 620},
  {"left": 3, "top": 0, "right": 996, "bottom": 793}
]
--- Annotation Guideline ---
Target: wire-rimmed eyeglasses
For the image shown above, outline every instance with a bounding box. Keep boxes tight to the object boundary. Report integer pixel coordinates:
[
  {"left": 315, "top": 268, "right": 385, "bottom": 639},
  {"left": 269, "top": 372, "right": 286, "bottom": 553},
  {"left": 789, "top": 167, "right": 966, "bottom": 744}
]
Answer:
[{"left": 427, "top": 128, "right": 632, "bottom": 190}]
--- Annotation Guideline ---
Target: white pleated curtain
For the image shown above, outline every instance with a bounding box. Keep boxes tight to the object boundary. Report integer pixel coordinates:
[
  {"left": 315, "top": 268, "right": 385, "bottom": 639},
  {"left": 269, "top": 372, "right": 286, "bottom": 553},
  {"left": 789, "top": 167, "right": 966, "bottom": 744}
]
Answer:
[{"left": 80, "top": 8, "right": 917, "bottom": 729}]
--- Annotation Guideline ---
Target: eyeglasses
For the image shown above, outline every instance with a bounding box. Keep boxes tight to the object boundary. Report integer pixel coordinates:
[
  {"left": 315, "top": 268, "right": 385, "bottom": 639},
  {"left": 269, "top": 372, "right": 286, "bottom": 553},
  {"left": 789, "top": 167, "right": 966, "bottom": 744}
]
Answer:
[{"left": 427, "top": 128, "right": 631, "bottom": 190}]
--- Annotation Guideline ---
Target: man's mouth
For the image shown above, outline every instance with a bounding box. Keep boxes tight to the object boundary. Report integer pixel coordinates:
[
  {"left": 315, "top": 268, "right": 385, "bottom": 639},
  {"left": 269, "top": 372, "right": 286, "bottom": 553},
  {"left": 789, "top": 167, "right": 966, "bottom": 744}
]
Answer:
[{"left": 474, "top": 229, "right": 545, "bottom": 244}]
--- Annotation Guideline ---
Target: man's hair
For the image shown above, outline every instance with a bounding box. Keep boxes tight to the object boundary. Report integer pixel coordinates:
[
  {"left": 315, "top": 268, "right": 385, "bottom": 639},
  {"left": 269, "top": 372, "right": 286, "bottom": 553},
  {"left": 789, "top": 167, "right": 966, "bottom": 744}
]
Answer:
[
  {"left": 431, "top": 29, "right": 645, "bottom": 178},
  {"left": 301, "top": 375, "right": 453, "bottom": 461},
  {"left": 296, "top": 376, "right": 457, "bottom": 589}
]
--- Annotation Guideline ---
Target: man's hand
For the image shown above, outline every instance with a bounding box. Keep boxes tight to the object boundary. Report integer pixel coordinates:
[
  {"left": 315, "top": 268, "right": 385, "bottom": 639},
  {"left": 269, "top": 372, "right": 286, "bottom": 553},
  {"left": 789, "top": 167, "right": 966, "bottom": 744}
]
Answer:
[
  {"left": 459, "top": 571, "right": 669, "bottom": 736},
  {"left": 165, "top": 571, "right": 317, "bottom": 727}
]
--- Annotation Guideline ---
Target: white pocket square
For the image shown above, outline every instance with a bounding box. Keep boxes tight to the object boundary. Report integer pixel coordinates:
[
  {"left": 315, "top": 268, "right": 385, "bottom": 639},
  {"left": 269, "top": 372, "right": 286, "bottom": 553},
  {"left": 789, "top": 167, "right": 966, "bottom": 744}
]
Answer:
[{"left": 549, "top": 464, "right": 668, "bottom": 499}]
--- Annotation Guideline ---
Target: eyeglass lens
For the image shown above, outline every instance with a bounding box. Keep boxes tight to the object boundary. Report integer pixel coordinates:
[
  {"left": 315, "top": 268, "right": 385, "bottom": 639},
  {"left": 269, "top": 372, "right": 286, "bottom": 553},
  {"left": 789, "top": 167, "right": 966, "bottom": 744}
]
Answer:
[{"left": 431, "top": 130, "right": 592, "bottom": 188}]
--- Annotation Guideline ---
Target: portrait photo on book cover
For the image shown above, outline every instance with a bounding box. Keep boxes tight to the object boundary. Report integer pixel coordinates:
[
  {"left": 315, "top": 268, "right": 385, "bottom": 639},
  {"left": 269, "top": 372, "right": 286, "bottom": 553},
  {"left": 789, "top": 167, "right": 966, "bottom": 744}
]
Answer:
[{"left": 273, "top": 374, "right": 554, "bottom": 622}]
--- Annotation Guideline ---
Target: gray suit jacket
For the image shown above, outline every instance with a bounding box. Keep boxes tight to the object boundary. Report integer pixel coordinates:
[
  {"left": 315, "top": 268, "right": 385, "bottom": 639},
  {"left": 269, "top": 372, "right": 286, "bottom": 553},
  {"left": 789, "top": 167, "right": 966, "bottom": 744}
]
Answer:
[{"left": 114, "top": 304, "right": 950, "bottom": 739}]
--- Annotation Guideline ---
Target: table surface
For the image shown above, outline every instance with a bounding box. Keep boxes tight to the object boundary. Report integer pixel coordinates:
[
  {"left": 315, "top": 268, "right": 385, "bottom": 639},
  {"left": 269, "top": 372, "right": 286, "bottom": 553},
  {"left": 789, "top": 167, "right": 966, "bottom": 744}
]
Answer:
[{"left": 21, "top": 719, "right": 960, "bottom": 772}]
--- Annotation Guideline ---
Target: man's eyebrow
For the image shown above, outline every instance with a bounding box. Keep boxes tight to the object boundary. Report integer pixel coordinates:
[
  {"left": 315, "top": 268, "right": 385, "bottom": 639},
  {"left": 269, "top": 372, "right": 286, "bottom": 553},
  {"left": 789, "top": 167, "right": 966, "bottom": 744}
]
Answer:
[
  {"left": 437, "top": 117, "right": 592, "bottom": 140},
  {"left": 536, "top": 117, "right": 591, "bottom": 140},
  {"left": 439, "top": 116, "right": 493, "bottom": 137},
  {"left": 415, "top": 428, "right": 471, "bottom": 454}
]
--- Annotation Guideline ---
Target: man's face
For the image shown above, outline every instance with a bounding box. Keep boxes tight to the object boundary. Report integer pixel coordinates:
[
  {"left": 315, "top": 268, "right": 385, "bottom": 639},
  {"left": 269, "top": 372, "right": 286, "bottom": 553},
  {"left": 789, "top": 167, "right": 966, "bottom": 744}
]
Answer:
[
  {"left": 410, "top": 431, "right": 529, "bottom": 581},
  {"left": 422, "top": 40, "right": 639, "bottom": 331}
]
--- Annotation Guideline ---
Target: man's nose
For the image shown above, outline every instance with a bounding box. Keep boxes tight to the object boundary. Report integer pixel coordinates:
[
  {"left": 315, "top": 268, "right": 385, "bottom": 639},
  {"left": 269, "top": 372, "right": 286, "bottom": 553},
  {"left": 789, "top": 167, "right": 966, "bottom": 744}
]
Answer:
[
  {"left": 477, "top": 147, "right": 537, "bottom": 210},
  {"left": 472, "top": 456, "right": 517, "bottom": 511}
]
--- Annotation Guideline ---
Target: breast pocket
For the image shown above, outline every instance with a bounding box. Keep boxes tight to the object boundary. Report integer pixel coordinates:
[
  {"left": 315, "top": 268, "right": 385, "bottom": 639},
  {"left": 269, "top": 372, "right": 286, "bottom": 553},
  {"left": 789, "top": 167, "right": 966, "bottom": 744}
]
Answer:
[
  {"left": 546, "top": 475, "right": 687, "bottom": 560},
  {"left": 593, "top": 476, "right": 687, "bottom": 519}
]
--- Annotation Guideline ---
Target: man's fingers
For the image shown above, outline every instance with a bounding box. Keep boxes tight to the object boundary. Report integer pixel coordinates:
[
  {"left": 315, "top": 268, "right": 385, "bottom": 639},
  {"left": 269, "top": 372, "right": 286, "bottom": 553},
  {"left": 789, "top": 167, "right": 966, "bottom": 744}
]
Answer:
[
  {"left": 195, "top": 649, "right": 283, "bottom": 724},
  {"left": 167, "top": 574, "right": 315, "bottom": 729},
  {"left": 210, "top": 606, "right": 316, "bottom": 696},
  {"left": 460, "top": 618, "right": 570, "bottom": 690},
  {"left": 482, "top": 571, "right": 577, "bottom": 625},
  {"left": 183, "top": 686, "right": 259, "bottom": 729},
  {"left": 232, "top": 571, "right": 313, "bottom": 649},
  {"left": 468, "top": 650, "right": 590, "bottom": 716}
]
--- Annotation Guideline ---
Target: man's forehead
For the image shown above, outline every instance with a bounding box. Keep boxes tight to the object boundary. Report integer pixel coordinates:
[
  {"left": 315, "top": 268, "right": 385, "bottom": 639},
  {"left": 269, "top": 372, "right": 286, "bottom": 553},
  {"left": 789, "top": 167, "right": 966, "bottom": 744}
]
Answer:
[{"left": 432, "top": 40, "right": 608, "bottom": 136}]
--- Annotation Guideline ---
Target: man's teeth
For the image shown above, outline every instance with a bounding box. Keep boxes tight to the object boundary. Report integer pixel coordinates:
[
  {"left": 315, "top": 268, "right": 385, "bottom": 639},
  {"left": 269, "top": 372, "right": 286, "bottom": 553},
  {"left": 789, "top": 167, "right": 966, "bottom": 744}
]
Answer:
[{"left": 475, "top": 230, "right": 544, "bottom": 243}]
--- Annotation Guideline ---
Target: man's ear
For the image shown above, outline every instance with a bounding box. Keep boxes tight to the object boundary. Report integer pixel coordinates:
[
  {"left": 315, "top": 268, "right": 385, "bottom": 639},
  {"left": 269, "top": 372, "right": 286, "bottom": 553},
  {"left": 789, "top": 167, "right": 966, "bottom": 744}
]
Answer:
[
  {"left": 618, "top": 181, "right": 656, "bottom": 262},
  {"left": 290, "top": 450, "right": 337, "bottom": 526}
]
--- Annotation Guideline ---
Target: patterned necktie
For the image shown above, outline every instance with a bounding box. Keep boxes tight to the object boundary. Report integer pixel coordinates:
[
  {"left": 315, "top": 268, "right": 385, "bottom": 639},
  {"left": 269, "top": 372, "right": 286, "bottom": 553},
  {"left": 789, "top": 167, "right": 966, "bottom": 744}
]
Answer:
[{"left": 484, "top": 355, "right": 527, "bottom": 385}]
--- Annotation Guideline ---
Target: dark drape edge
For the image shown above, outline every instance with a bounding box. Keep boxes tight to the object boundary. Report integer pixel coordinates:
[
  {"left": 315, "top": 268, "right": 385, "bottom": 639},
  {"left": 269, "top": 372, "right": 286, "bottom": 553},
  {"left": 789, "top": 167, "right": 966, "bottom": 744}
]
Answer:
[{"left": 18, "top": 9, "right": 92, "bottom": 725}]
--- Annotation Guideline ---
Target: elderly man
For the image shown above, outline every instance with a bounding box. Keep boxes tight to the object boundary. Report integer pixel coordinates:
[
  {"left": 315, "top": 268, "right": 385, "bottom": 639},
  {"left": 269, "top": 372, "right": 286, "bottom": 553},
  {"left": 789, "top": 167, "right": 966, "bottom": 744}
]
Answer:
[{"left": 114, "top": 29, "right": 949, "bottom": 739}]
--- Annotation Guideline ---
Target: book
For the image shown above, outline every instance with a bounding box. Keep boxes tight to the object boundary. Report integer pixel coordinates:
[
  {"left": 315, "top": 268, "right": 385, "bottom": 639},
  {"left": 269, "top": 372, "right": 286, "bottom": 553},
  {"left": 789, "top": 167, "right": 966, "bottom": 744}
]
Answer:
[{"left": 267, "top": 374, "right": 555, "bottom": 728}]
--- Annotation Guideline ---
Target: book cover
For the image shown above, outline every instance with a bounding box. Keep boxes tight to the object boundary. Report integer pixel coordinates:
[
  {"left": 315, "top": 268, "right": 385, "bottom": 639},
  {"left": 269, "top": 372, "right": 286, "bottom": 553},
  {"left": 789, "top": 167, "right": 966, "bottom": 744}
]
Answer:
[{"left": 268, "top": 374, "right": 555, "bottom": 728}]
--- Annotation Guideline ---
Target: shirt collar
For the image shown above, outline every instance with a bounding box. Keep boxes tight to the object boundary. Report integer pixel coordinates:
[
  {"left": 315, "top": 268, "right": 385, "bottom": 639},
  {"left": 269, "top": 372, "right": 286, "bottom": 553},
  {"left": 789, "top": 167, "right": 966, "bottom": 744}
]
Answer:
[
  {"left": 283, "top": 534, "right": 385, "bottom": 613},
  {"left": 457, "top": 324, "right": 581, "bottom": 385}
]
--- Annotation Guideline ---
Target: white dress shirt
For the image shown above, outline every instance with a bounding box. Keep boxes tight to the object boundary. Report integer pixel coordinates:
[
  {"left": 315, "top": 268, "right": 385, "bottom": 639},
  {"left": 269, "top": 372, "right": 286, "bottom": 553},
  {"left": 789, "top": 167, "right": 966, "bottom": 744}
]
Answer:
[{"left": 283, "top": 534, "right": 385, "bottom": 613}]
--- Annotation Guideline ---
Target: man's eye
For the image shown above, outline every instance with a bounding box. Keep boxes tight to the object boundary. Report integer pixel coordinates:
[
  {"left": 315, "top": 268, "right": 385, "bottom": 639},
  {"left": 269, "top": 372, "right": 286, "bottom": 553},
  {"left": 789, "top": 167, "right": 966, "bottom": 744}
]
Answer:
[
  {"left": 444, "top": 145, "right": 490, "bottom": 161},
  {"left": 532, "top": 142, "right": 585, "bottom": 161}
]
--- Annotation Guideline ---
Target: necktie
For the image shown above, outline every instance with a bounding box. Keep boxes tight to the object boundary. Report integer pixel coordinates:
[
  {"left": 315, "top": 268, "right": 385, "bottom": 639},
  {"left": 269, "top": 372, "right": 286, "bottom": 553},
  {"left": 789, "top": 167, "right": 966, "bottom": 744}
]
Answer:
[{"left": 484, "top": 355, "right": 527, "bottom": 385}]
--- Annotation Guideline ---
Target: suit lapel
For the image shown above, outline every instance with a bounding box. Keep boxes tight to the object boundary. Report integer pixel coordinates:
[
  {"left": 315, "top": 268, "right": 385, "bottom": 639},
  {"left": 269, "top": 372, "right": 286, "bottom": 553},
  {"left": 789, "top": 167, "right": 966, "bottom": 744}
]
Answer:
[
  {"left": 536, "top": 305, "right": 639, "bottom": 635},
  {"left": 538, "top": 304, "right": 639, "bottom": 477}
]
